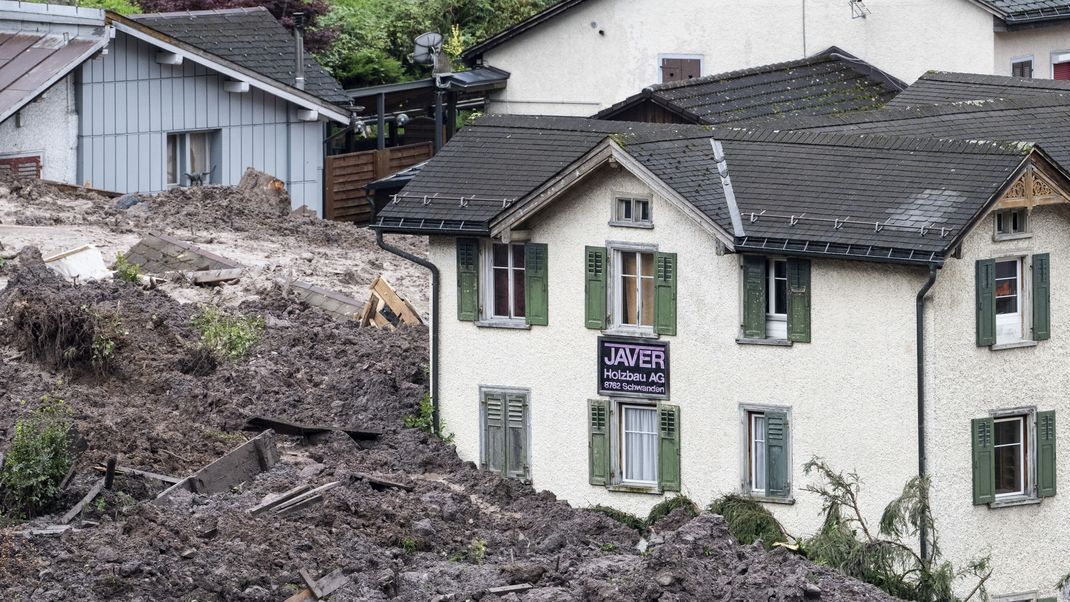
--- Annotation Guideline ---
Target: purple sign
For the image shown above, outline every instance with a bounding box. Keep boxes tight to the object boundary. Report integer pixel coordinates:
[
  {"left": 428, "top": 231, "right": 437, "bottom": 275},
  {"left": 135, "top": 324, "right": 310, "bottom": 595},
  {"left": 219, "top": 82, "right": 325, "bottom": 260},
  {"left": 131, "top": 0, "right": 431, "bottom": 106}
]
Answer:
[{"left": 598, "top": 337, "right": 669, "bottom": 399}]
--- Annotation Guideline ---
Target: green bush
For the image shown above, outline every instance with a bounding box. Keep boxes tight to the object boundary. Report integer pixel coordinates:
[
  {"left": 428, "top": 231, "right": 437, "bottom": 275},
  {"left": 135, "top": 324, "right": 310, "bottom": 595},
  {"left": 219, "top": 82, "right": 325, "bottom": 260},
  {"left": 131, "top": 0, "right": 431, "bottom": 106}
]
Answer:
[
  {"left": 112, "top": 253, "right": 141, "bottom": 285},
  {"left": 647, "top": 495, "right": 698, "bottom": 526},
  {"left": 403, "top": 394, "right": 454, "bottom": 443},
  {"left": 191, "top": 306, "right": 264, "bottom": 360},
  {"left": 589, "top": 505, "right": 646, "bottom": 533},
  {"left": 0, "top": 396, "right": 74, "bottom": 518},
  {"left": 708, "top": 494, "right": 788, "bottom": 549}
]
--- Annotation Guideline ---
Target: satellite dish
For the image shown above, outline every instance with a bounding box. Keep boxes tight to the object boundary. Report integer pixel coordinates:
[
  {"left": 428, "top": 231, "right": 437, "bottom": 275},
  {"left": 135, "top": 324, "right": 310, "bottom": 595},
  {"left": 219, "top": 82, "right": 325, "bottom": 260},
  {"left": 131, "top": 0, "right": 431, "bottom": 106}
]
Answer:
[{"left": 413, "top": 32, "right": 444, "bottom": 66}]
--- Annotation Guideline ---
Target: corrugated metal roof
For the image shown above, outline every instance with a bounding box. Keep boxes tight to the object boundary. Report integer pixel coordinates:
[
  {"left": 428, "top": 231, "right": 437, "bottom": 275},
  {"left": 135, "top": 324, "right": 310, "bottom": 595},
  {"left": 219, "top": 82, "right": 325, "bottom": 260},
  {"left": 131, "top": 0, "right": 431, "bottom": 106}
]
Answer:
[{"left": 0, "top": 29, "right": 107, "bottom": 124}]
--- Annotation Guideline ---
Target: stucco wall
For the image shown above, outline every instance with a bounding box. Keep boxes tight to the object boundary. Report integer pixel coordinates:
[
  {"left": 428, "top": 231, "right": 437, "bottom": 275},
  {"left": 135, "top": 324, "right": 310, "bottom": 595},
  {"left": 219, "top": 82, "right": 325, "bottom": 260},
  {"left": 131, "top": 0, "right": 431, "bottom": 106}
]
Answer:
[
  {"left": 995, "top": 23, "right": 1070, "bottom": 78},
  {"left": 927, "top": 202, "right": 1070, "bottom": 599},
  {"left": 77, "top": 31, "right": 325, "bottom": 213},
  {"left": 430, "top": 165, "right": 924, "bottom": 541},
  {"left": 481, "top": 0, "right": 995, "bottom": 116},
  {"left": 0, "top": 75, "right": 79, "bottom": 182}
]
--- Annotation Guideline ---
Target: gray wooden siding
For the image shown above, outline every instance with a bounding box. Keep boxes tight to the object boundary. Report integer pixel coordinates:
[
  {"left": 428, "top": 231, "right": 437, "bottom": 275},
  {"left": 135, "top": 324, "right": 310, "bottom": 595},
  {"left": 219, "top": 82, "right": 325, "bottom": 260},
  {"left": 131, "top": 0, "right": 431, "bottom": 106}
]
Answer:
[{"left": 77, "top": 31, "right": 325, "bottom": 212}]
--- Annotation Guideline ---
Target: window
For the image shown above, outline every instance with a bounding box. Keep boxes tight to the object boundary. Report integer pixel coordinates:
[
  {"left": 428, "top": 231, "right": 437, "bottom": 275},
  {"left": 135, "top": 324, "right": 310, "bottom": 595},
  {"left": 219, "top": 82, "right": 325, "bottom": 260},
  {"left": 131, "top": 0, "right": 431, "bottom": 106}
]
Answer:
[
  {"left": 971, "top": 409, "right": 1056, "bottom": 506},
  {"left": 166, "top": 134, "right": 179, "bottom": 186},
  {"left": 481, "top": 388, "right": 529, "bottom": 481},
  {"left": 585, "top": 246, "right": 676, "bottom": 336},
  {"left": 740, "top": 256, "right": 810, "bottom": 343},
  {"left": 165, "top": 130, "right": 219, "bottom": 187},
  {"left": 487, "top": 242, "right": 526, "bottom": 320},
  {"left": 588, "top": 399, "right": 680, "bottom": 493},
  {"left": 615, "top": 249, "right": 655, "bottom": 330},
  {"left": 742, "top": 406, "right": 792, "bottom": 500},
  {"left": 976, "top": 254, "right": 1050, "bottom": 347},
  {"left": 1012, "top": 59, "right": 1033, "bottom": 78},
  {"left": 995, "top": 208, "right": 1028, "bottom": 238},
  {"left": 660, "top": 56, "right": 701, "bottom": 83},
  {"left": 1055, "top": 61, "right": 1070, "bottom": 81},
  {"left": 612, "top": 196, "right": 652, "bottom": 227}
]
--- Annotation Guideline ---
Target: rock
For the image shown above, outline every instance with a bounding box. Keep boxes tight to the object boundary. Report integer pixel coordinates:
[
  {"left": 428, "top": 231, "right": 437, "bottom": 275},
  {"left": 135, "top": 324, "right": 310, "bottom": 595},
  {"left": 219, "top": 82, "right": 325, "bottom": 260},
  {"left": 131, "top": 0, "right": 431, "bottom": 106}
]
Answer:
[
  {"left": 95, "top": 546, "right": 119, "bottom": 563},
  {"left": 114, "top": 194, "right": 141, "bottom": 210},
  {"left": 537, "top": 532, "right": 567, "bottom": 553},
  {"left": 119, "top": 560, "right": 141, "bottom": 577},
  {"left": 803, "top": 583, "right": 822, "bottom": 599},
  {"left": 298, "top": 462, "right": 325, "bottom": 479},
  {"left": 654, "top": 571, "right": 675, "bottom": 587},
  {"left": 413, "top": 518, "right": 435, "bottom": 538},
  {"left": 180, "top": 548, "right": 196, "bottom": 559},
  {"left": 242, "top": 585, "right": 271, "bottom": 600},
  {"left": 500, "top": 561, "right": 547, "bottom": 585},
  {"left": 635, "top": 538, "right": 649, "bottom": 554}
]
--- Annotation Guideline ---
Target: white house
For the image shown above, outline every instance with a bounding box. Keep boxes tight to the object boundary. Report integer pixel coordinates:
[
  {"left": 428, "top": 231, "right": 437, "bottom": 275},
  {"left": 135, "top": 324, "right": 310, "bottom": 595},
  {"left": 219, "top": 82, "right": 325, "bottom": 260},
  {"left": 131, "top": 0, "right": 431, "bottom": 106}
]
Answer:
[
  {"left": 373, "top": 111, "right": 1070, "bottom": 600},
  {"left": 462, "top": 0, "right": 1070, "bottom": 116}
]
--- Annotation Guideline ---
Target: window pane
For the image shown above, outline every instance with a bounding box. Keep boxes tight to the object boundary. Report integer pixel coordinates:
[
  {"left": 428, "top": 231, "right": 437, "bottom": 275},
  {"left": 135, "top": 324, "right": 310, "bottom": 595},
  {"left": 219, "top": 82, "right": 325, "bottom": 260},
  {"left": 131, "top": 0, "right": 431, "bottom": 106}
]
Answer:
[
  {"left": 995, "top": 260, "right": 1017, "bottom": 279},
  {"left": 493, "top": 268, "right": 509, "bottom": 316},
  {"left": 512, "top": 267, "right": 525, "bottom": 317},
  {"left": 640, "top": 252, "right": 654, "bottom": 277},
  {"left": 621, "top": 252, "right": 637, "bottom": 276},
  {"left": 774, "top": 261, "right": 787, "bottom": 279},
  {"left": 618, "top": 199, "right": 632, "bottom": 220},
  {"left": 640, "top": 277, "right": 654, "bottom": 326},
  {"left": 166, "top": 135, "right": 177, "bottom": 184},
  {"left": 636, "top": 200, "right": 650, "bottom": 222},
  {"left": 774, "top": 277, "right": 787, "bottom": 315},
  {"left": 623, "top": 407, "right": 657, "bottom": 483},
  {"left": 622, "top": 275, "right": 638, "bottom": 324},
  {"left": 492, "top": 243, "right": 509, "bottom": 267},
  {"left": 752, "top": 415, "right": 766, "bottom": 491},
  {"left": 189, "top": 133, "right": 208, "bottom": 173},
  {"left": 995, "top": 444, "right": 1021, "bottom": 494},
  {"left": 511, "top": 244, "right": 525, "bottom": 268},
  {"left": 994, "top": 419, "right": 1022, "bottom": 445}
]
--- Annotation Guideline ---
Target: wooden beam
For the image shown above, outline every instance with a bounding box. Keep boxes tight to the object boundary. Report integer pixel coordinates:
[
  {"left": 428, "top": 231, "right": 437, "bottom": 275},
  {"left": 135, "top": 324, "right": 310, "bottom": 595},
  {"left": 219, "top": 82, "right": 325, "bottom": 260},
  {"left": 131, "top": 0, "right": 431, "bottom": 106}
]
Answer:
[
  {"left": 352, "top": 472, "right": 414, "bottom": 492},
  {"left": 155, "top": 430, "right": 279, "bottom": 502},
  {"left": 370, "top": 276, "right": 422, "bottom": 325},
  {"left": 241, "top": 416, "right": 382, "bottom": 442},
  {"left": 248, "top": 484, "right": 313, "bottom": 516},
  {"left": 61, "top": 479, "right": 105, "bottom": 524},
  {"left": 94, "top": 464, "right": 183, "bottom": 485}
]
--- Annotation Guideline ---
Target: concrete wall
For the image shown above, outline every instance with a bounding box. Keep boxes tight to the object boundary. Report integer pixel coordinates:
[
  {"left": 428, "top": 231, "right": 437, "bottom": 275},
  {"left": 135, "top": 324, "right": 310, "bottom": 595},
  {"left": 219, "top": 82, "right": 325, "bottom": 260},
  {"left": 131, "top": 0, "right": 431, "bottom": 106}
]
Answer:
[
  {"left": 0, "top": 75, "right": 79, "bottom": 182},
  {"left": 429, "top": 165, "right": 924, "bottom": 542},
  {"left": 927, "top": 202, "right": 1070, "bottom": 599},
  {"left": 480, "top": 0, "right": 995, "bottom": 115},
  {"left": 76, "top": 31, "right": 325, "bottom": 213},
  {"left": 995, "top": 23, "right": 1070, "bottom": 78}
]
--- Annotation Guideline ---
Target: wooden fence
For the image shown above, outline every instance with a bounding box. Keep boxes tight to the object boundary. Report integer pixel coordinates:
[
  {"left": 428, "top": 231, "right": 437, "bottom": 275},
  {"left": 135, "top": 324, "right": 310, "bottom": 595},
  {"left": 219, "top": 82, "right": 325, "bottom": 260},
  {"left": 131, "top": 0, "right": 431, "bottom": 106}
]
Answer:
[{"left": 324, "top": 142, "right": 433, "bottom": 223}]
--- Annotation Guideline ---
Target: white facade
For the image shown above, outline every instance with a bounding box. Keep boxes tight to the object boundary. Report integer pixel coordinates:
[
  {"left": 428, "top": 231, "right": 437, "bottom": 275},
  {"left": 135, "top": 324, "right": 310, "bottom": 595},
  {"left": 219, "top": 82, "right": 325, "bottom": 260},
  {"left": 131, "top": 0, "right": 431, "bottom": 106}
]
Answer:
[
  {"left": 426, "top": 162, "right": 1070, "bottom": 598},
  {"left": 476, "top": 0, "right": 1070, "bottom": 116},
  {"left": 0, "top": 75, "right": 79, "bottom": 182},
  {"left": 996, "top": 24, "right": 1070, "bottom": 78}
]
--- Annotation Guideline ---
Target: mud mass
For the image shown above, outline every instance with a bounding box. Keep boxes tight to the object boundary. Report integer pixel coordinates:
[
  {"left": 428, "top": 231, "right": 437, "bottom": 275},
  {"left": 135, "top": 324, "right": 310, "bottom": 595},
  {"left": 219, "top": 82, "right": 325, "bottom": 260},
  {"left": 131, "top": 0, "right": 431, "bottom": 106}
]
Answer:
[{"left": 0, "top": 199, "right": 896, "bottom": 601}]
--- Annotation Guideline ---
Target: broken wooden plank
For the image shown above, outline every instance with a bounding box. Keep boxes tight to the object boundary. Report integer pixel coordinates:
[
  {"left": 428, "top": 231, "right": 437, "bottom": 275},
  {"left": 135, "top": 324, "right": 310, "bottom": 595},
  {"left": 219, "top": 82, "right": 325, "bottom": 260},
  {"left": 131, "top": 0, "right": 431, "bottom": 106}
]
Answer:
[
  {"left": 155, "top": 430, "right": 278, "bottom": 502},
  {"left": 60, "top": 479, "right": 105, "bottom": 524},
  {"left": 288, "top": 568, "right": 349, "bottom": 601},
  {"left": 370, "top": 276, "right": 422, "bottom": 325},
  {"left": 14, "top": 525, "right": 73, "bottom": 537},
  {"left": 352, "top": 472, "right": 414, "bottom": 492},
  {"left": 248, "top": 484, "right": 312, "bottom": 516},
  {"left": 272, "top": 481, "right": 342, "bottom": 516},
  {"left": 275, "top": 494, "right": 323, "bottom": 516},
  {"left": 185, "top": 268, "right": 244, "bottom": 284},
  {"left": 242, "top": 416, "right": 382, "bottom": 442},
  {"left": 299, "top": 569, "right": 324, "bottom": 598},
  {"left": 486, "top": 584, "right": 533, "bottom": 595},
  {"left": 93, "top": 464, "right": 183, "bottom": 485}
]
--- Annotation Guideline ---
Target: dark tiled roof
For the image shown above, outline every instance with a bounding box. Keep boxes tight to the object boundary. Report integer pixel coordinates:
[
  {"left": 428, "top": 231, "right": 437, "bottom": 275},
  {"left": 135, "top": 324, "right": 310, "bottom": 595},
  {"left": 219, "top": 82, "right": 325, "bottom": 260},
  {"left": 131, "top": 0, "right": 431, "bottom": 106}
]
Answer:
[
  {"left": 131, "top": 7, "right": 348, "bottom": 105},
  {"left": 376, "top": 115, "right": 1033, "bottom": 264},
  {"left": 462, "top": 0, "right": 590, "bottom": 61},
  {"left": 594, "top": 48, "right": 904, "bottom": 127},
  {"left": 971, "top": 0, "right": 1070, "bottom": 22},
  {"left": 0, "top": 31, "right": 108, "bottom": 124},
  {"left": 887, "top": 71, "right": 1070, "bottom": 107}
]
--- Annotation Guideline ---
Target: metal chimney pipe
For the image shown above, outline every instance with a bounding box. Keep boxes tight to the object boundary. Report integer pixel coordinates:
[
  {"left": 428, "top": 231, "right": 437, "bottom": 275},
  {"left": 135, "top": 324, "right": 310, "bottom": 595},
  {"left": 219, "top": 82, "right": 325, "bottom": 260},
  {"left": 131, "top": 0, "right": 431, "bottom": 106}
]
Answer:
[{"left": 293, "top": 11, "right": 306, "bottom": 91}]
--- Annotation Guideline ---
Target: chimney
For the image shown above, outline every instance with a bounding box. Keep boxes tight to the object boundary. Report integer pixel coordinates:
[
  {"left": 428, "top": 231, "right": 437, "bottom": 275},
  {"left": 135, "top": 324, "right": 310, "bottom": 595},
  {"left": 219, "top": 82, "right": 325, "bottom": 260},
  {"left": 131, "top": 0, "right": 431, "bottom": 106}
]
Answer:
[{"left": 293, "top": 11, "right": 306, "bottom": 91}]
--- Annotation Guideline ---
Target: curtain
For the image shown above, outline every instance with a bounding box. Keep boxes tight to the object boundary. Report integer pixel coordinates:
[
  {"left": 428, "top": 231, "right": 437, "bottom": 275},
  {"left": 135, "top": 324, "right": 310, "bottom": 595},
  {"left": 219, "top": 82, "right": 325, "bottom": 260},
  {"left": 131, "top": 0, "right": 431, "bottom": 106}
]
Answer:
[{"left": 624, "top": 407, "right": 657, "bottom": 483}]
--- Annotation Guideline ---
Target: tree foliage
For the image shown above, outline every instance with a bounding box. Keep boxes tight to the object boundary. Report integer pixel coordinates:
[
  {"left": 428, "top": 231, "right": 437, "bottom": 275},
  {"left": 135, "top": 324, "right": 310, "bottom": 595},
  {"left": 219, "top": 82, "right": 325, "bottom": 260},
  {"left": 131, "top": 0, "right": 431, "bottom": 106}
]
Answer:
[{"left": 708, "top": 494, "right": 789, "bottom": 549}]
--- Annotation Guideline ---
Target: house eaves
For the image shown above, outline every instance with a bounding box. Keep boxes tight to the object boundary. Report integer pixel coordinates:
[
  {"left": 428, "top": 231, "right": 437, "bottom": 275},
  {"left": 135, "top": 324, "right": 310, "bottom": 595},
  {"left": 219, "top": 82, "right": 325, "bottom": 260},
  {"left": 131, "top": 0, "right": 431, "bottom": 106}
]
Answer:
[
  {"left": 462, "top": 0, "right": 591, "bottom": 63},
  {"left": 106, "top": 12, "right": 349, "bottom": 124}
]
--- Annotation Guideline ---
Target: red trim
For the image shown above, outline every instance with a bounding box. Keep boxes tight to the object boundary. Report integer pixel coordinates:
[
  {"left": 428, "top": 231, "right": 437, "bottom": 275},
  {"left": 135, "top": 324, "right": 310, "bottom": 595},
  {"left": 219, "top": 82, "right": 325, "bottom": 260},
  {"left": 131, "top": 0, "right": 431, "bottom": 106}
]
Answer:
[{"left": 0, "top": 155, "right": 41, "bottom": 178}]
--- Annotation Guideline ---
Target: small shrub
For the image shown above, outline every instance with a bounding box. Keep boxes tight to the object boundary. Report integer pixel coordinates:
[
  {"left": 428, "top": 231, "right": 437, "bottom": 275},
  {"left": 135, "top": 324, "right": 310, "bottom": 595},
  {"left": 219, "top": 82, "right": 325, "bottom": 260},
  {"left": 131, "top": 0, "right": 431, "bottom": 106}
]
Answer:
[
  {"left": 401, "top": 536, "right": 417, "bottom": 555},
  {"left": 646, "top": 495, "right": 698, "bottom": 526},
  {"left": 404, "top": 394, "right": 454, "bottom": 444},
  {"left": 589, "top": 505, "right": 647, "bottom": 533},
  {"left": 112, "top": 253, "right": 141, "bottom": 284},
  {"left": 599, "top": 543, "right": 618, "bottom": 552},
  {"left": 0, "top": 396, "right": 74, "bottom": 517},
  {"left": 468, "top": 538, "right": 487, "bottom": 564},
  {"left": 191, "top": 306, "right": 264, "bottom": 360},
  {"left": 708, "top": 494, "right": 788, "bottom": 549},
  {"left": 89, "top": 308, "right": 125, "bottom": 374}
]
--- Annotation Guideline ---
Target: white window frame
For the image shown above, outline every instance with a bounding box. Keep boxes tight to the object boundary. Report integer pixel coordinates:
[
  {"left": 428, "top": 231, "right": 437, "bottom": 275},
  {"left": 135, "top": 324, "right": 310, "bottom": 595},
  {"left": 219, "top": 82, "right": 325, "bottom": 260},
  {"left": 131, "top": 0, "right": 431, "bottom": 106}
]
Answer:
[
  {"left": 166, "top": 130, "right": 217, "bottom": 187},
  {"left": 766, "top": 258, "right": 788, "bottom": 340},
  {"left": 994, "top": 256, "right": 1028, "bottom": 345},
  {"left": 657, "top": 53, "right": 704, "bottom": 84},
  {"left": 1051, "top": 49, "right": 1070, "bottom": 78},
  {"left": 478, "top": 385, "right": 531, "bottom": 482},
  {"left": 994, "top": 208, "right": 1030, "bottom": 240},
  {"left": 1010, "top": 55, "right": 1034, "bottom": 78},
  {"left": 610, "top": 193, "right": 653, "bottom": 228},
  {"left": 481, "top": 240, "right": 526, "bottom": 323},
  {"left": 611, "top": 400, "right": 659, "bottom": 489},
  {"left": 607, "top": 241, "right": 658, "bottom": 337},
  {"left": 990, "top": 407, "right": 1038, "bottom": 504},
  {"left": 750, "top": 413, "right": 767, "bottom": 495},
  {"left": 739, "top": 403, "right": 793, "bottom": 502}
]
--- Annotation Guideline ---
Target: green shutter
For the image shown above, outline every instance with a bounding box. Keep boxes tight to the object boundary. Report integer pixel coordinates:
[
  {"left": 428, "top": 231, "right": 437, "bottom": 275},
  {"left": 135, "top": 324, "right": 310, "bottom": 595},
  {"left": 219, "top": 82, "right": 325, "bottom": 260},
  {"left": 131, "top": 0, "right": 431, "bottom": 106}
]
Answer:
[
  {"left": 975, "top": 259, "right": 996, "bottom": 346},
  {"left": 654, "top": 252, "right": 677, "bottom": 336},
  {"left": 505, "top": 393, "right": 529, "bottom": 480},
  {"left": 483, "top": 392, "right": 505, "bottom": 473},
  {"left": 658, "top": 404, "right": 681, "bottom": 492},
  {"left": 765, "top": 411, "right": 790, "bottom": 498},
  {"left": 972, "top": 417, "right": 996, "bottom": 505},
  {"left": 1033, "top": 253, "right": 1051, "bottom": 341},
  {"left": 1038, "top": 410, "right": 1056, "bottom": 498},
  {"left": 525, "top": 243, "right": 549, "bottom": 326},
  {"left": 585, "top": 246, "right": 607, "bottom": 330},
  {"left": 742, "top": 256, "right": 766, "bottom": 339},
  {"left": 457, "top": 238, "right": 480, "bottom": 322},
  {"left": 1038, "top": 597, "right": 1057, "bottom": 602},
  {"left": 786, "top": 258, "right": 811, "bottom": 343},
  {"left": 588, "top": 399, "right": 610, "bottom": 485}
]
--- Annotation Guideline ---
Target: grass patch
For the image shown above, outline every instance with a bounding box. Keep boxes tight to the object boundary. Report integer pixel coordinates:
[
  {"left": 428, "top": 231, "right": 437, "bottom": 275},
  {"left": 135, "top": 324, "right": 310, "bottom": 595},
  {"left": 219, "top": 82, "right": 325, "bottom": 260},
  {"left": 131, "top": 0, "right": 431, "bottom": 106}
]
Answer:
[
  {"left": 646, "top": 495, "right": 698, "bottom": 526},
  {"left": 589, "top": 504, "right": 646, "bottom": 533},
  {"left": 191, "top": 306, "right": 264, "bottom": 360},
  {"left": 708, "top": 494, "right": 788, "bottom": 549},
  {"left": 0, "top": 396, "right": 74, "bottom": 518}
]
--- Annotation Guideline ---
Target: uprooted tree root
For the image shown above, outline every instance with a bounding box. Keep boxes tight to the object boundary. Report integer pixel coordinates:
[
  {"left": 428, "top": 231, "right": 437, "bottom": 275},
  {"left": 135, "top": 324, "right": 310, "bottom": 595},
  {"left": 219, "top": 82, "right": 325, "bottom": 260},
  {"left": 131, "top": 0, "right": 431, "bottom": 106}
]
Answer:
[{"left": 8, "top": 299, "right": 124, "bottom": 373}]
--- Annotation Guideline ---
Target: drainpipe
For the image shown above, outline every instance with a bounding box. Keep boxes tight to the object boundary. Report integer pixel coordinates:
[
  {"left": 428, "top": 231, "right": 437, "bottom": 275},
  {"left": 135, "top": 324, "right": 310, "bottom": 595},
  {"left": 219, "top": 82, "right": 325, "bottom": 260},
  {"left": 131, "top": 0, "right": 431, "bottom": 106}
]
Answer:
[
  {"left": 370, "top": 198, "right": 440, "bottom": 433},
  {"left": 915, "top": 264, "right": 938, "bottom": 564}
]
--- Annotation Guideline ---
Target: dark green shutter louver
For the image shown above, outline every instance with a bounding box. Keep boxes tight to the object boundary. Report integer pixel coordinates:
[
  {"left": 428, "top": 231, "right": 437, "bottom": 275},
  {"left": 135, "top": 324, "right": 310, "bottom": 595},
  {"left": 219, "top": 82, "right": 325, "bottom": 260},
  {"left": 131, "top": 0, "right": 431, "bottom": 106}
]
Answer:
[
  {"left": 505, "top": 393, "right": 528, "bottom": 480},
  {"left": 742, "top": 256, "right": 766, "bottom": 339},
  {"left": 1038, "top": 410, "right": 1056, "bottom": 498},
  {"left": 786, "top": 258, "right": 811, "bottom": 343},
  {"left": 525, "top": 242, "right": 549, "bottom": 326},
  {"left": 456, "top": 238, "right": 480, "bottom": 322},
  {"left": 585, "top": 246, "right": 607, "bottom": 330},
  {"left": 1033, "top": 253, "right": 1051, "bottom": 341},
  {"left": 588, "top": 399, "right": 610, "bottom": 485},
  {"left": 658, "top": 404, "right": 681, "bottom": 492},
  {"left": 654, "top": 252, "right": 677, "bottom": 336},
  {"left": 483, "top": 392, "right": 505, "bottom": 473},
  {"left": 972, "top": 417, "right": 996, "bottom": 505},
  {"left": 975, "top": 259, "right": 996, "bottom": 346},
  {"left": 765, "top": 411, "right": 790, "bottom": 498}
]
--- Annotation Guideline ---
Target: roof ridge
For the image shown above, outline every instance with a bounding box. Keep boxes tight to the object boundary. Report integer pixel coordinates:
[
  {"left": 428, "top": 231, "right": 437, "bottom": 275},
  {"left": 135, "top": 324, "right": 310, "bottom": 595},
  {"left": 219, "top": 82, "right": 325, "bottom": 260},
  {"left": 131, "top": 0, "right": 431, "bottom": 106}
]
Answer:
[
  {"left": 918, "top": 70, "right": 1070, "bottom": 90},
  {"left": 132, "top": 6, "right": 270, "bottom": 19},
  {"left": 704, "top": 127, "right": 1033, "bottom": 155}
]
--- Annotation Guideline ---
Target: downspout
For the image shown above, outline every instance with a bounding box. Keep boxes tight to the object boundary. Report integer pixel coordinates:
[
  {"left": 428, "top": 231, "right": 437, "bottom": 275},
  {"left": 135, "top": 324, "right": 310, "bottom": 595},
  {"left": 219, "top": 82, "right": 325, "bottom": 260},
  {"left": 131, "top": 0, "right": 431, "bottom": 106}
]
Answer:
[
  {"left": 915, "top": 264, "right": 938, "bottom": 563},
  {"left": 370, "top": 199, "right": 440, "bottom": 434}
]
